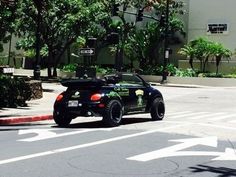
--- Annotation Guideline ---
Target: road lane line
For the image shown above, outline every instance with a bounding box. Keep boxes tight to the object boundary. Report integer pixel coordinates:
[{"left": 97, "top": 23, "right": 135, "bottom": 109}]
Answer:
[
  {"left": 162, "top": 120, "right": 236, "bottom": 131},
  {"left": 197, "top": 123, "right": 236, "bottom": 131},
  {"left": 166, "top": 111, "right": 192, "bottom": 116},
  {"left": 168, "top": 112, "right": 208, "bottom": 119},
  {"left": 208, "top": 114, "right": 236, "bottom": 121},
  {"left": 189, "top": 112, "right": 226, "bottom": 120},
  {"left": 228, "top": 120, "right": 236, "bottom": 123},
  {"left": 18, "top": 128, "right": 117, "bottom": 142},
  {"left": 0, "top": 124, "right": 189, "bottom": 165}
]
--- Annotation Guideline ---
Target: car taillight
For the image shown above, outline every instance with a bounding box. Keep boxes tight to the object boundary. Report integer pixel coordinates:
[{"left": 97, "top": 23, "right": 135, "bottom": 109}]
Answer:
[
  {"left": 91, "top": 93, "right": 102, "bottom": 101},
  {"left": 56, "top": 94, "right": 63, "bottom": 102}
]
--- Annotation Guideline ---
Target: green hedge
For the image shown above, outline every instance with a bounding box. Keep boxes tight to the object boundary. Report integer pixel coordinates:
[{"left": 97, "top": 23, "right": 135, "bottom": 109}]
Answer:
[{"left": 0, "top": 75, "right": 31, "bottom": 108}]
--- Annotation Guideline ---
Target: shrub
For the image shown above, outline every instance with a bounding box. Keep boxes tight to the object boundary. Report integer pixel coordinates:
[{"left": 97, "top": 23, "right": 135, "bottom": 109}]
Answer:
[
  {"left": 198, "top": 72, "right": 223, "bottom": 78},
  {"left": 175, "top": 68, "right": 197, "bottom": 77},
  {"left": 61, "top": 63, "right": 78, "bottom": 72},
  {"left": 95, "top": 66, "right": 115, "bottom": 75},
  {"left": 0, "top": 75, "right": 31, "bottom": 108},
  {"left": 139, "top": 64, "right": 177, "bottom": 76}
]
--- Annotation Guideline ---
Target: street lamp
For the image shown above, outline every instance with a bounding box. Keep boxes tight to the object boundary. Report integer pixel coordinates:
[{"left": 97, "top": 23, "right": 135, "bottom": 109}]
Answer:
[{"left": 161, "top": 0, "right": 170, "bottom": 84}]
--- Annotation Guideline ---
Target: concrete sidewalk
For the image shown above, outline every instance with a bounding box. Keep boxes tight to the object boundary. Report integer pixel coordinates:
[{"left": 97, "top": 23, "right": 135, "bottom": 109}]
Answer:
[{"left": 0, "top": 82, "right": 66, "bottom": 125}]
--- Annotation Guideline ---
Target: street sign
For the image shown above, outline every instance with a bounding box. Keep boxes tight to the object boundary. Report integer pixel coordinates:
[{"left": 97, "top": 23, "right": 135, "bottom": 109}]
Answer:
[
  {"left": 0, "top": 67, "right": 14, "bottom": 74},
  {"left": 79, "top": 48, "right": 95, "bottom": 56}
]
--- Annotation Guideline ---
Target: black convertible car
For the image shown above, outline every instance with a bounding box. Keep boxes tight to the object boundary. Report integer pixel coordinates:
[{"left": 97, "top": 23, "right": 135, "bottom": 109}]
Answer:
[{"left": 53, "top": 72, "right": 165, "bottom": 127}]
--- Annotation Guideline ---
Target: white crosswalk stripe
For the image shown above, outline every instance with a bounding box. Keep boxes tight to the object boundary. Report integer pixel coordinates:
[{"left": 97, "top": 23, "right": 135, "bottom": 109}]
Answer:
[
  {"left": 188, "top": 112, "right": 226, "bottom": 120},
  {"left": 166, "top": 111, "right": 192, "bottom": 116},
  {"left": 168, "top": 112, "right": 208, "bottom": 119},
  {"left": 208, "top": 114, "right": 236, "bottom": 121},
  {"left": 228, "top": 120, "right": 236, "bottom": 123},
  {"left": 166, "top": 111, "right": 236, "bottom": 123}
]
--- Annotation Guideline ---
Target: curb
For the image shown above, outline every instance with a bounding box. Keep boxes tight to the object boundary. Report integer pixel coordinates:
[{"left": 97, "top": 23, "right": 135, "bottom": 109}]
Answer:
[{"left": 0, "top": 115, "right": 53, "bottom": 125}]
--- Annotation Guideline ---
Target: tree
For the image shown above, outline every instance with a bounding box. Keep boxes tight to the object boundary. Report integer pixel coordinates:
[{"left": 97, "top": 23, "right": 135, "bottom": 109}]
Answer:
[
  {"left": 179, "top": 37, "right": 232, "bottom": 74},
  {"left": 123, "top": 0, "right": 185, "bottom": 68},
  {"left": 211, "top": 42, "right": 232, "bottom": 75},
  {"left": 15, "top": 0, "right": 109, "bottom": 77},
  {"left": 0, "top": 0, "right": 17, "bottom": 55},
  {"left": 189, "top": 37, "right": 210, "bottom": 72},
  {"left": 178, "top": 44, "right": 195, "bottom": 69}
]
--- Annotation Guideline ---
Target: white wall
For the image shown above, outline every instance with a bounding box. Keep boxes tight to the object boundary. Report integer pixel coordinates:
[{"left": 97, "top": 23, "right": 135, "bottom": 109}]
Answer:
[{"left": 188, "top": 0, "right": 236, "bottom": 51}]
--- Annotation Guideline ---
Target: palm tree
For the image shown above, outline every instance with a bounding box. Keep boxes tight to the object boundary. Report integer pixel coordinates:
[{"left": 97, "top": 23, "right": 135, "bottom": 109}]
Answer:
[
  {"left": 211, "top": 42, "right": 232, "bottom": 75},
  {"left": 178, "top": 44, "right": 195, "bottom": 69},
  {"left": 189, "top": 37, "right": 210, "bottom": 72}
]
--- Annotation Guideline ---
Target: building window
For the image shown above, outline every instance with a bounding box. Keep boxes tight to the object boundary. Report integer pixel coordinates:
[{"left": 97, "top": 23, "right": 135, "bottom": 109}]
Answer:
[{"left": 207, "top": 23, "right": 229, "bottom": 35}]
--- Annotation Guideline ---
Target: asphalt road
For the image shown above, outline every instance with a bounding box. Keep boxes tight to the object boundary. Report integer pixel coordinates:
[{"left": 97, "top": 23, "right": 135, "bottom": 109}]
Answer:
[{"left": 0, "top": 86, "right": 236, "bottom": 177}]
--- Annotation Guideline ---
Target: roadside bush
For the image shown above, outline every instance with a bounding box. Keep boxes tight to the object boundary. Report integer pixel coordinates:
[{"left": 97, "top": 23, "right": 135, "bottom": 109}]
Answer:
[
  {"left": 60, "top": 63, "right": 78, "bottom": 72},
  {"left": 95, "top": 66, "right": 115, "bottom": 75},
  {"left": 175, "top": 68, "right": 197, "bottom": 77},
  {"left": 139, "top": 64, "right": 177, "bottom": 76},
  {"left": 60, "top": 64, "right": 116, "bottom": 75},
  {"left": 0, "top": 75, "right": 31, "bottom": 108}
]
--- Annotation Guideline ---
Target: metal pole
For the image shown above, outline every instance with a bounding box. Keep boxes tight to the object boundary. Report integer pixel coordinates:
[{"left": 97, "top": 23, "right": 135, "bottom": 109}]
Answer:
[
  {"left": 161, "top": 0, "right": 170, "bottom": 83},
  {"left": 33, "top": 3, "right": 41, "bottom": 80},
  {"left": 7, "top": 34, "right": 12, "bottom": 66}
]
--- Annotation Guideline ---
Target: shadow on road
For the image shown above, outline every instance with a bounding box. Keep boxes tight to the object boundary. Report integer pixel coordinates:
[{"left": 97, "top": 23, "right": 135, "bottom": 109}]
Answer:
[
  {"left": 190, "top": 164, "right": 236, "bottom": 177},
  {"left": 53, "top": 117, "right": 151, "bottom": 129}
]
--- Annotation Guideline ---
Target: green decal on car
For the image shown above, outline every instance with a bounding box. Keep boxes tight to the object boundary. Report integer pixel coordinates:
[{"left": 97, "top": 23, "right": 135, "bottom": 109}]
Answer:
[
  {"left": 114, "top": 87, "right": 129, "bottom": 96},
  {"left": 107, "top": 91, "right": 120, "bottom": 98}
]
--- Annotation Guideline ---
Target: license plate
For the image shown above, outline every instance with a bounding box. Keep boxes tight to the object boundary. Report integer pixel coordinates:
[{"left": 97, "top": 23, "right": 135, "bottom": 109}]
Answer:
[{"left": 68, "top": 100, "right": 79, "bottom": 107}]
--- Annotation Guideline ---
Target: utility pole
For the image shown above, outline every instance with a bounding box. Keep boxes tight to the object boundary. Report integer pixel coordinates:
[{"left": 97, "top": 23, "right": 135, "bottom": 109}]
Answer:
[{"left": 161, "top": 0, "right": 170, "bottom": 83}]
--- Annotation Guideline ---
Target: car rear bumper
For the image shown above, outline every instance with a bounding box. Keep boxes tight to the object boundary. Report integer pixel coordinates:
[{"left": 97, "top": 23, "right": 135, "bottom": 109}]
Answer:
[{"left": 54, "top": 101, "right": 104, "bottom": 117}]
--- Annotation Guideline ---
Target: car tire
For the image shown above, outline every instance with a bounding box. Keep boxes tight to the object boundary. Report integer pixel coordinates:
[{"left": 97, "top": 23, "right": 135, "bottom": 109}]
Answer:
[
  {"left": 53, "top": 110, "right": 72, "bottom": 127},
  {"left": 150, "top": 97, "right": 165, "bottom": 121},
  {"left": 102, "top": 100, "right": 123, "bottom": 127}
]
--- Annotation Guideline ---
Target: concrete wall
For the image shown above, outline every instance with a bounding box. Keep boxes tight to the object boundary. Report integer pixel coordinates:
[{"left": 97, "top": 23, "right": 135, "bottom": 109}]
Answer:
[
  {"left": 179, "top": 60, "right": 236, "bottom": 74},
  {"left": 188, "top": 0, "right": 236, "bottom": 51}
]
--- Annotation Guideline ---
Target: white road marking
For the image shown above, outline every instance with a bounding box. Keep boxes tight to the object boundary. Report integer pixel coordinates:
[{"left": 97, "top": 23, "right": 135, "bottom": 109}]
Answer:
[
  {"left": 0, "top": 124, "right": 188, "bottom": 165},
  {"left": 127, "top": 136, "right": 218, "bottom": 161},
  {"left": 166, "top": 111, "right": 192, "bottom": 116},
  {"left": 168, "top": 112, "right": 208, "bottom": 119},
  {"left": 197, "top": 123, "right": 236, "bottom": 131},
  {"left": 161, "top": 120, "right": 236, "bottom": 131},
  {"left": 127, "top": 137, "right": 236, "bottom": 161},
  {"left": 18, "top": 128, "right": 116, "bottom": 142},
  {"left": 228, "top": 120, "right": 236, "bottom": 123},
  {"left": 189, "top": 112, "right": 226, "bottom": 120},
  {"left": 208, "top": 114, "right": 236, "bottom": 121}
]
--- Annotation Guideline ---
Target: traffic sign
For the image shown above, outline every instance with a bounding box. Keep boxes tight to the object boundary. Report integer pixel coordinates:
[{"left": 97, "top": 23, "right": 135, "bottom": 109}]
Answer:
[{"left": 79, "top": 48, "right": 95, "bottom": 56}]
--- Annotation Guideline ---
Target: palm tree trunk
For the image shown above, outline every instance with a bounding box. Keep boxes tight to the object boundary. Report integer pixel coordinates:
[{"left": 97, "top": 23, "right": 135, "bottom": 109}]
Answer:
[
  {"left": 216, "top": 55, "right": 222, "bottom": 75},
  {"left": 203, "top": 55, "right": 209, "bottom": 72}
]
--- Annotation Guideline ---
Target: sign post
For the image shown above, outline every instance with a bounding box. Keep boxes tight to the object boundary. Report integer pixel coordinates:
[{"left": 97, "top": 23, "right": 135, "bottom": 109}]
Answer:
[{"left": 79, "top": 48, "right": 95, "bottom": 56}]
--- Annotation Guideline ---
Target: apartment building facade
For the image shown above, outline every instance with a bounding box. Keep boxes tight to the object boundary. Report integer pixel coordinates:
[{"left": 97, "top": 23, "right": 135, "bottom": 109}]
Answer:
[{"left": 187, "top": 0, "right": 236, "bottom": 49}]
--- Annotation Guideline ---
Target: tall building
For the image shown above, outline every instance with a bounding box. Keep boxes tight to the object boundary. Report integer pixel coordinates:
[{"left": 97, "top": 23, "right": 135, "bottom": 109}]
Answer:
[{"left": 187, "top": 0, "right": 236, "bottom": 50}]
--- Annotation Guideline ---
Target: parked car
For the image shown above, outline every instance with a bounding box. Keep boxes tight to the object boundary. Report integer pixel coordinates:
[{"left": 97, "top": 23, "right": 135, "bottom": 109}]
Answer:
[{"left": 53, "top": 72, "right": 165, "bottom": 127}]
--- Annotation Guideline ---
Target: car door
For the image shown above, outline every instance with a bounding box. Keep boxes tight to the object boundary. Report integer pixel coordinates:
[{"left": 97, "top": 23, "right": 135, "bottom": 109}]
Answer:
[{"left": 117, "top": 74, "right": 148, "bottom": 112}]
